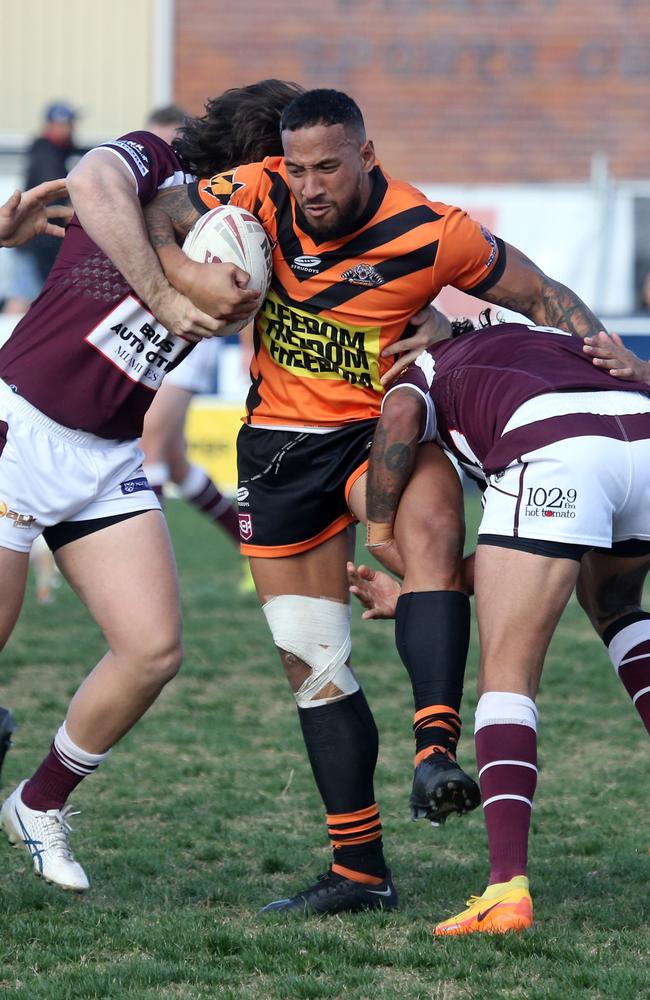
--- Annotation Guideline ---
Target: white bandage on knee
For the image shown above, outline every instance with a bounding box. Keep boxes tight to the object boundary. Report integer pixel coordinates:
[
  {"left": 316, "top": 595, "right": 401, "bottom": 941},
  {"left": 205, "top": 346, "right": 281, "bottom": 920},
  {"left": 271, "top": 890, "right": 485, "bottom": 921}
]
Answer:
[
  {"left": 262, "top": 595, "right": 359, "bottom": 708},
  {"left": 474, "top": 691, "right": 538, "bottom": 733}
]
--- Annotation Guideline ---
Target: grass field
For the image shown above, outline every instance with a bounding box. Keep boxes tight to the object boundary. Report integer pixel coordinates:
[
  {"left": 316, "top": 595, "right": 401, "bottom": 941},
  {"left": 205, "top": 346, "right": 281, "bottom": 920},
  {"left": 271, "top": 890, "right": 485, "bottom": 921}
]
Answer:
[{"left": 1, "top": 496, "right": 649, "bottom": 999}]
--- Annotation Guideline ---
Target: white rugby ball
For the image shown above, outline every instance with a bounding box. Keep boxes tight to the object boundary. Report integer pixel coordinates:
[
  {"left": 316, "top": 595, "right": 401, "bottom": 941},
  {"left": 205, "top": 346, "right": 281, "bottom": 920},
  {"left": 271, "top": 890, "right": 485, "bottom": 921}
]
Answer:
[{"left": 181, "top": 205, "right": 272, "bottom": 335}]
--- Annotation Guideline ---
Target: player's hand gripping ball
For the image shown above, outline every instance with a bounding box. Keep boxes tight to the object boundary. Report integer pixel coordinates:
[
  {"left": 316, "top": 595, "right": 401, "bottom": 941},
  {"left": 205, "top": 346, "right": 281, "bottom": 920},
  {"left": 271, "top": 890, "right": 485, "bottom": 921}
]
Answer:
[{"left": 182, "top": 205, "right": 272, "bottom": 335}]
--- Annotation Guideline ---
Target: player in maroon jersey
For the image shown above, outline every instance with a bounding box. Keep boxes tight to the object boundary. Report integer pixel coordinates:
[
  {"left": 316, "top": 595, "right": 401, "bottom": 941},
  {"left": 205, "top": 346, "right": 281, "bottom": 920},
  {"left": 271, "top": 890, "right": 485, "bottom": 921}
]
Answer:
[
  {"left": 352, "top": 316, "right": 650, "bottom": 933},
  {"left": 0, "top": 84, "right": 304, "bottom": 892}
]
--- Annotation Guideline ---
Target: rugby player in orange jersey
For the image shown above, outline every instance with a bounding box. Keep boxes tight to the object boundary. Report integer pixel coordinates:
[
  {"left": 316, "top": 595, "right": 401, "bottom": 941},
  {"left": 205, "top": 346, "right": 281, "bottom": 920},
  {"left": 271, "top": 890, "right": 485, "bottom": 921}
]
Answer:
[{"left": 146, "top": 89, "right": 605, "bottom": 917}]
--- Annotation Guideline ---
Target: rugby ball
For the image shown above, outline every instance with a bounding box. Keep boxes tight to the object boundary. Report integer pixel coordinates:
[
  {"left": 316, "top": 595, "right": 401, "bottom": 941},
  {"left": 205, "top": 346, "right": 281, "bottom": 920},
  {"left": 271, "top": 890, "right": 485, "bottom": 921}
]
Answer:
[{"left": 181, "top": 205, "right": 272, "bottom": 335}]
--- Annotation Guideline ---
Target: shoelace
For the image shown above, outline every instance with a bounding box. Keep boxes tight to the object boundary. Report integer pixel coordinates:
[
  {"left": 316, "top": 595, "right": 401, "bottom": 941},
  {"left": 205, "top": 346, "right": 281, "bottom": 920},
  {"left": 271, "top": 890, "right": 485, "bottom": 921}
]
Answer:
[{"left": 44, "top": 806, "right": 81, "bottom": 861}]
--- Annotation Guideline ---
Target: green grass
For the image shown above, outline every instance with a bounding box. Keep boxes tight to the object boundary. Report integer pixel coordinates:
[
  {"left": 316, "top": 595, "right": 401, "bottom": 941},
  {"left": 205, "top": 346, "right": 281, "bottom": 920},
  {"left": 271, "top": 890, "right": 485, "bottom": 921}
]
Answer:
[{"left": 1, "top": 496, "right": 649, "bottom": 999}]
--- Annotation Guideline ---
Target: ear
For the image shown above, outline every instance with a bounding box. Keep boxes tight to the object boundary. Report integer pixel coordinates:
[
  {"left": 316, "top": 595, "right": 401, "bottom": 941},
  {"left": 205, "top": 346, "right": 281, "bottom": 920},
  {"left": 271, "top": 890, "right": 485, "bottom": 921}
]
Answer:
[{"left": 360, "top": 140, "right": 376, "bottom": 173}]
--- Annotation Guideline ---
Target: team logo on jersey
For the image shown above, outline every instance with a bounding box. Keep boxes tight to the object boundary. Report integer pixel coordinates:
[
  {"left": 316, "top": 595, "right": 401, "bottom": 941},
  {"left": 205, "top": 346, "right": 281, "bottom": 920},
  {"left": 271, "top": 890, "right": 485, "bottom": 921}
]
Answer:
[
  {"left": 292, "top": 255, "right": 322, "bottom": 273},
  {"left": 239, "top": 513, "right": 253, "bottom": 541},
  {"left": 0, "top": 500, "right": 36, "bottom": 529},
  {"left": 200, "top": 171, "right": 245, "bottom": 205},
  {"left": 480, "top": 225, "right": 497, "bottom": 269},
  {"left": 341, "top": 263, "right": 384, "bottom": 288}
]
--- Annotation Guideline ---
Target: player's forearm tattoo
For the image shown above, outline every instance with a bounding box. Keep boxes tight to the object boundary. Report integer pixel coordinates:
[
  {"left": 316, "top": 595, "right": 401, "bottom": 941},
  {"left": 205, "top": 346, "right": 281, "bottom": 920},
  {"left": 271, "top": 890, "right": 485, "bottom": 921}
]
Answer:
[
  {"left": 493, "top": 278, "right": 604, "bottom": 339},
  {"left": 537, "top": 278, "right": 604, "bottom": 339},
  {"left": 367, "top": 421, "right": 419, "bottom": 524},
  {"left": 145, "top": 187, "right": 201, "bottom": 248}
]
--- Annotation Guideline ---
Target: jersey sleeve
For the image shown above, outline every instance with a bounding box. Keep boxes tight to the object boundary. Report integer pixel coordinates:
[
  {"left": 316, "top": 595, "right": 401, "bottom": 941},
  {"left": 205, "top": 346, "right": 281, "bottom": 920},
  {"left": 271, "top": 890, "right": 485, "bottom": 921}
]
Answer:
[
  {"left": 382, "top": 351, "right": 437, "bottom": 443},
  {"left": 434, "top": 206, "right": 505, "bottom": 295},
  {"left": 89, "top": 131, "right": 186, "bottom": 204},
  {"left": 187, "top": 160, "right": 270, "bottom": 217}
]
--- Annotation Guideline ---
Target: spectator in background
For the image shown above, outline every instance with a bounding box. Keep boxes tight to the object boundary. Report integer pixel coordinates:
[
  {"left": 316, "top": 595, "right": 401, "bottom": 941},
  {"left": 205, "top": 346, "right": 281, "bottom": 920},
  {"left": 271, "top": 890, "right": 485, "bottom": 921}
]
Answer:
[
  {"left": 146, "top": 105, "right": 188, "bottom": 145},
  {"left": 4, "top": 102, "right": 84, "bottom": 314}
]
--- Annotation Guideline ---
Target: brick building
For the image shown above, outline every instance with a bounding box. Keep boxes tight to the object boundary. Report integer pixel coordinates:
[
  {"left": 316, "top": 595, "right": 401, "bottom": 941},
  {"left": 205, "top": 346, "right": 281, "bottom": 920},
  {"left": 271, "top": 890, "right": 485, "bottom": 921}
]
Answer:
[{"left": 174, "top": 0, "right": 650, "bottom": 184}]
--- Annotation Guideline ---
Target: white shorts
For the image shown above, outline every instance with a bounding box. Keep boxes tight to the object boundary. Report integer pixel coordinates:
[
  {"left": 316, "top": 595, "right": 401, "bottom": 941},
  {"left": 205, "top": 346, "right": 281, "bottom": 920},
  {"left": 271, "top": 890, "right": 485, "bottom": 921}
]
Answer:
[
  {"left": 0, "top": 380, "right": 160, "bottom": 553},
  {"left": 164, "top": 338, "right": 221, "bottom": 393},
  {"left": 479, "top": 390, "right": 650, "bottom": 552}
]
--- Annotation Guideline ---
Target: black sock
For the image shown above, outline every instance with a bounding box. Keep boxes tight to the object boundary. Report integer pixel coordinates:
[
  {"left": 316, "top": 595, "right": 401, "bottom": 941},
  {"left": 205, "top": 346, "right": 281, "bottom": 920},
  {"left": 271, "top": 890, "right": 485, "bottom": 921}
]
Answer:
[
  {"left": 395, "top": 591, "right": 470, "bottom": 760},
  {"left": 298, "top": 689, "right": 386, "bottom": 879}
]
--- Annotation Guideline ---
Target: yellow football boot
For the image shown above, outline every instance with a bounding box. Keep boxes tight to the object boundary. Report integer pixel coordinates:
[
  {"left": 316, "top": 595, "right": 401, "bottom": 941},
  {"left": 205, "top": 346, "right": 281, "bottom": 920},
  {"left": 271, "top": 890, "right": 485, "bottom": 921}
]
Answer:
[{"left": 434, "top": 875, "right": 533, "bottom": 936}]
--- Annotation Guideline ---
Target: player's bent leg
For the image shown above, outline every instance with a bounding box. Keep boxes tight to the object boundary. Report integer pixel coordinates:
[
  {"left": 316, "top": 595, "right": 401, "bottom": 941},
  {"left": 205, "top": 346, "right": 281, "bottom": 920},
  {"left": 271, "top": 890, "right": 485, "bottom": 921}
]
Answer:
[
  {"left": 252, "top": 534, "right": 395, "bottom": 916},
  {"left": 1, "top": 511, "right": 182, "bottom": 891},
  {"left": 578, "top": 549, "right": 650, "bottom": 736},
  {"left": 354, "top": 446, "right": 478, "bottom": 824},
  {"left": 55, "top": 510, "right": 182, "bottom": 750},
  {"left": 435, "top": 544, "right": 579, "bottom": 935}
]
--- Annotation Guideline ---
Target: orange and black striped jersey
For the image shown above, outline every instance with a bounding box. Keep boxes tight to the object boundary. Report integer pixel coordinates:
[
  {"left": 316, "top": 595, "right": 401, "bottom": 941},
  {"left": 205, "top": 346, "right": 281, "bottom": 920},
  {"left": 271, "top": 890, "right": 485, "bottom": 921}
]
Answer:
[{"left": 189, "top": 159, "right": 504, "bottom": 428}]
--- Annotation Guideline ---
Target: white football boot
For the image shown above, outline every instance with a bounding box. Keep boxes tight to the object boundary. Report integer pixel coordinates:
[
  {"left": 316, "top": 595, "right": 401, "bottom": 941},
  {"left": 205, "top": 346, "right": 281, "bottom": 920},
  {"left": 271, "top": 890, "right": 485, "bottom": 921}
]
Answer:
[{"left": 1, "top": 780, "right": 90, "bottom": 890}]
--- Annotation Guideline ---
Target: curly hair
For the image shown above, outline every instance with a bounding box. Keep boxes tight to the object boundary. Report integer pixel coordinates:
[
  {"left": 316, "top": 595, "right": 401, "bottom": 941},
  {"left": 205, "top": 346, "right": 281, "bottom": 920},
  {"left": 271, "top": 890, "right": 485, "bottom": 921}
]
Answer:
[{"left": 173, "top": 79, "right": 305, "bottom": 177}]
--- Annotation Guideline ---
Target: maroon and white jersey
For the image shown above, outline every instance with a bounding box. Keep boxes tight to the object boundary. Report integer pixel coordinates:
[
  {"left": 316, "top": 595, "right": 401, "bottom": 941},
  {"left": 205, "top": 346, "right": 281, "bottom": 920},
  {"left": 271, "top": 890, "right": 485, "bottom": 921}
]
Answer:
[
  {"left": 0, "top": 132, "right": 194, "bottom": 439},
  {"left": 388, "top": 323, "right": 650, "bottom": 477}
]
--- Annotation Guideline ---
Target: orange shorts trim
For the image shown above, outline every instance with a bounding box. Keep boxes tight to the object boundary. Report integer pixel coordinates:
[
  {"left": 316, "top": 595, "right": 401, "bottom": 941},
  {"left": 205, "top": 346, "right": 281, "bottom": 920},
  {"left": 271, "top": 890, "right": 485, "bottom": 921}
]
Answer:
[
  {"left": 241, "top": 512, "right": 353, "bottom": 558},
  {"left": 344, "top": 459, "right": 369, "bottom": 513}
]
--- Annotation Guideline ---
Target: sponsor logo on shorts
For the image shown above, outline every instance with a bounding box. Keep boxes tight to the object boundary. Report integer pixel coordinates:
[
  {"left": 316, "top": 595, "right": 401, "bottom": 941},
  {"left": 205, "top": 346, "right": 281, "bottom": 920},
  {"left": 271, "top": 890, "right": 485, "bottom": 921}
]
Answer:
[
  {"left": 120, "top": 477, "right": 150, "bottom": 495},
  {"left": 258, "top": 289, "right": 381, "bottom": 391},
  {"left": 292, "top": 255, "right": 322, "bottom": 273},
  {"left": 341, "top": 263, "right": 384, "bottom": 288},
  {"left": 524, "top": 486, "right": 577, "bottom": 520},
  {"left": 239, "top": 513, "right": 253, "bottom": 541},
  {"left": 236, "top": 487, "right": 250, "bottom": 504},
  {"left": 0, "top": 499, "right": 36, "bottom": 529}
]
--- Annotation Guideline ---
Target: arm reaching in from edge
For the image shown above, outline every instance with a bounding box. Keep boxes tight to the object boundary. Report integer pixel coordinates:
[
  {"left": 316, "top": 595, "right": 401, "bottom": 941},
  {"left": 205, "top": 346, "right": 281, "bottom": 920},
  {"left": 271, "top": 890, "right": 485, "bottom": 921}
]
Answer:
[
  {"left": 0, "top": 180, "right": 72, "bottom": 247},
  {"left": 66, "top": 151, "right": 221, "bottom": 342},
  {"left": 583, "top": 330, "right": 650, "bottom": 384},
  {"left": 144, "top": 185, "right": 261, "bottom": 326},
  {"left": 380, "top": 305, "right": 452, "bottom": 386}
]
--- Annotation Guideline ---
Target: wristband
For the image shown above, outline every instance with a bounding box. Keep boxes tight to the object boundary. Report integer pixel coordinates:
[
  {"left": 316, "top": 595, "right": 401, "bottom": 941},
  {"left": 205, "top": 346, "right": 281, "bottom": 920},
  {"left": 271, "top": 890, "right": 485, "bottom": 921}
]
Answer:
[{"left": 366, "top": 520, "right": 394, "bottom": 548}]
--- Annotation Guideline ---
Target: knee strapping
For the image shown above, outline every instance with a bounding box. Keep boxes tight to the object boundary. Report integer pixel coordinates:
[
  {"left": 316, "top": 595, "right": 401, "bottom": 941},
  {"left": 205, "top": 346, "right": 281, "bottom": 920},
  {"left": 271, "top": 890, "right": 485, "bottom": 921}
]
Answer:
[{"left": 262, "top": 595, "right": 359, "bottom": 708}]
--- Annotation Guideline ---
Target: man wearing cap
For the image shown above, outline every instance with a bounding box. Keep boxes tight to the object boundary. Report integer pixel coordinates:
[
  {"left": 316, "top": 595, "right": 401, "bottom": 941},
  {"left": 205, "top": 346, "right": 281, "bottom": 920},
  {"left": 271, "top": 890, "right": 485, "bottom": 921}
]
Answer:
[{"left": 6, "top": 102, "right": 84, "bottom": 313}]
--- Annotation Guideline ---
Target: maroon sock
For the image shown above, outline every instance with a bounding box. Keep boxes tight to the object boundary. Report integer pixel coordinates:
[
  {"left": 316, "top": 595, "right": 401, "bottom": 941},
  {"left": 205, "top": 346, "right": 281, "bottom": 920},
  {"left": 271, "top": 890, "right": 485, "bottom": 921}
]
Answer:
[
  {"left": 605, "top": 615, "right": 650, "bottom": 735},
  {"left": 476, "top": 723, "right": 537, "bottom": 884},
  {"left": 184, "top": 472, "right": 240, "bottom": 544},
  {"left": 22, "top": 744, "right": 89, "bottom": 812}
]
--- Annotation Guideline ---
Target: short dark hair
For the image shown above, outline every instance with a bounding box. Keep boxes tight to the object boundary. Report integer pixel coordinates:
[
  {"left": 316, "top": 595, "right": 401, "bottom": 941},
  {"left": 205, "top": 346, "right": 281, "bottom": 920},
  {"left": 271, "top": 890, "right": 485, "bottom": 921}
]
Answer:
[
  {"left": 147, "top": 105, "right": 188, "bottom": 128},
  {"left": 280, "top": 89, "right": 366, "bottom": 142},
  {"left": 174, "top": 79, "right": 305, "bottom": 177}
]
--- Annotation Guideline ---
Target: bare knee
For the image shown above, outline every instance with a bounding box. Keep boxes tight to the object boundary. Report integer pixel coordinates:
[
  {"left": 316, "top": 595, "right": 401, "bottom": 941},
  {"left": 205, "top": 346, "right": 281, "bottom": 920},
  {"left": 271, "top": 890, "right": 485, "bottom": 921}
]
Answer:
[{"left": 125, "top": 631, "right": 183, "bottom": 689}]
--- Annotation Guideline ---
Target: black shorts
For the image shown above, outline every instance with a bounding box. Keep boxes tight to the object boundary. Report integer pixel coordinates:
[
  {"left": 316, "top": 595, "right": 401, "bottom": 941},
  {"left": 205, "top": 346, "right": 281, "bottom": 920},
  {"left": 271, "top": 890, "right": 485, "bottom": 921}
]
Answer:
[{"left": 236, "top": 420, "right": 376, "bottom": 556}]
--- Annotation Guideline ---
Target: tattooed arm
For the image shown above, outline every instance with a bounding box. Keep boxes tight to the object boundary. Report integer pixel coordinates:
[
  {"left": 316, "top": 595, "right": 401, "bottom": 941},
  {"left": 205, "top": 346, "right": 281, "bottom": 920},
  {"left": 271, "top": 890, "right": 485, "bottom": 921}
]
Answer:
[
  {"left": 481, "top": 242, "right": 605, "bottom": 338},
  {"left": 366, "top": 388, "right": 425, "bottom": 551},
  {"left": 144, "top": 184, "right": 261, "bottom": 323}
]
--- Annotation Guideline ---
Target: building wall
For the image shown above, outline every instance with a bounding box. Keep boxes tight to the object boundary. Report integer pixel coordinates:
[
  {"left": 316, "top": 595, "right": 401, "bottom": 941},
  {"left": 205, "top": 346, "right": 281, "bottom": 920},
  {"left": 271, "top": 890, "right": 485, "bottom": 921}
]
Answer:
[
  {"left": 174, "top": 0, "right": 650, "bottom": 184},
  {"left": 0, "top": 0, "right": 172, "bottom": 148}
]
